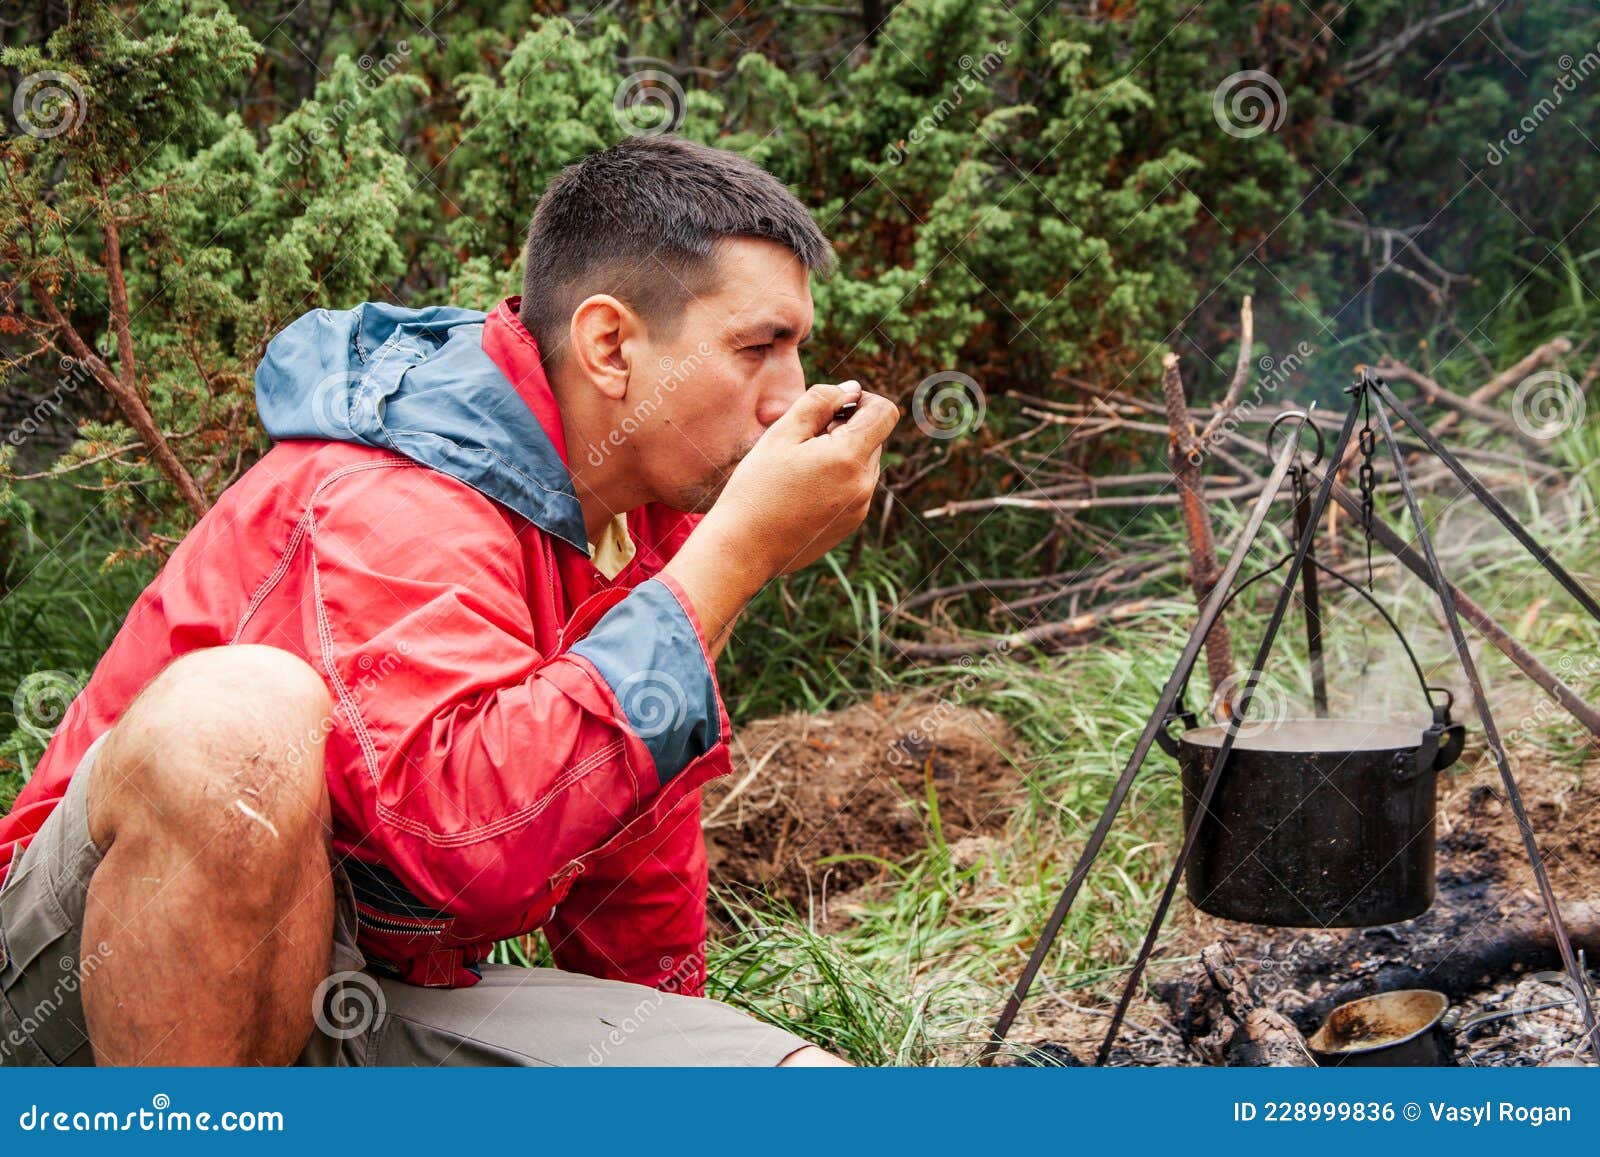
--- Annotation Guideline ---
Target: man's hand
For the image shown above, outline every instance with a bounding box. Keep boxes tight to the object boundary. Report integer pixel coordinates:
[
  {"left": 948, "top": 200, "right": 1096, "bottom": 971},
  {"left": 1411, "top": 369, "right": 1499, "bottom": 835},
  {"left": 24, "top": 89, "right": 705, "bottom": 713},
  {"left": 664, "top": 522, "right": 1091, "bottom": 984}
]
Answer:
[
  {"left": 661, "top": 380, "right": 900, "bottom": 658},
  {"left": 711, "top": 380, "right": 898, "bottom": 577}
]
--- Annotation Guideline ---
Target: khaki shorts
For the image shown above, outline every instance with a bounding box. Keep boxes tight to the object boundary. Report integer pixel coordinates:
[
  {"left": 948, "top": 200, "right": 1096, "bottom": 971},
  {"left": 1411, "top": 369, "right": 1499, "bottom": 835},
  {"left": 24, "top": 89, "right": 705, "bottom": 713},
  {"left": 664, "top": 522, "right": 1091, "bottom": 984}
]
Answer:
[{"left": 0, "top": 736, "right": 809, "bottom": 1067}]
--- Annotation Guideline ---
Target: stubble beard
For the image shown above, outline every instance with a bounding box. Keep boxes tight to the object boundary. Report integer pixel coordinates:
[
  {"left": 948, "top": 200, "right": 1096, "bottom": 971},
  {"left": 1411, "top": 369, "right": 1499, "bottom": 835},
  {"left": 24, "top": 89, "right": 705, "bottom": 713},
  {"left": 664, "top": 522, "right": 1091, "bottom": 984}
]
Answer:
[{"left": 672, "top": 439, "right": 756, "bottom": 514}]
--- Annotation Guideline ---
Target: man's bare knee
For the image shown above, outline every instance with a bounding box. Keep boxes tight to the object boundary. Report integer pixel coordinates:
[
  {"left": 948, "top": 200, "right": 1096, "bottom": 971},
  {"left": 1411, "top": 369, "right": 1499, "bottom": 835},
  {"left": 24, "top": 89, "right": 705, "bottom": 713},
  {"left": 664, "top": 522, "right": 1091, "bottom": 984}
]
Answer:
[
  {"left": 778, "top": 1045, "right": 852, "bottom": 1067},
  {"left": 78, "top": 647, "right": 336, "bottom": 1065},
  {"left": 88, "top": 645, "right": 334, "bottom": 859}
]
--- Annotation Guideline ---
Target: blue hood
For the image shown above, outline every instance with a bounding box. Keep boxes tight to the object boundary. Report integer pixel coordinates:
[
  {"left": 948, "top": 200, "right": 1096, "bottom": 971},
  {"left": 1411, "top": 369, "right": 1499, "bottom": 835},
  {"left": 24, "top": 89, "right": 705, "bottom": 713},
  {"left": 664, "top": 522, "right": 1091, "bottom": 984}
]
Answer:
[{"left": 255, "top": 302, "right": 588, "bottom": 551}]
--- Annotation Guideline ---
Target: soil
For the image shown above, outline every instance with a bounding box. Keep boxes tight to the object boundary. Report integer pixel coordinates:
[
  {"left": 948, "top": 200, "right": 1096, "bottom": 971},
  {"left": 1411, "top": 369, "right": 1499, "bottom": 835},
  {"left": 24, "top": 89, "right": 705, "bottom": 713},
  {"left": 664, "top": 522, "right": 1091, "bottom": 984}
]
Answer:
[{"left": 703, "top": 693, "right": 1020, "bottom": 916}]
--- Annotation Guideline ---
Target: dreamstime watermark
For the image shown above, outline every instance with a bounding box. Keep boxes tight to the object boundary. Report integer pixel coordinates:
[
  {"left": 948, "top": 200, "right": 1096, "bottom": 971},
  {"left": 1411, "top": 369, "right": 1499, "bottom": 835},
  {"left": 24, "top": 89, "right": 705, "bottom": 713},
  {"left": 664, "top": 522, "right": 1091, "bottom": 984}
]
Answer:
[
  {"left": 1212, "top": 70, "right": 1287, "bottom": 139},
  {"left": 283, "top": 643, "right": 410, "bottom": 767},
  {"left": 1190, "top": 340, "right": 1317, "bottom": 465},
  {"left": 584, "top": 950, "right": 704, "bottom": 1064},
  {"left": 1252, "top": 937, "right": 1320, "bottom": 976},
  {"left": 1485, "top": 39, "right": 1600, "bottom": 166},
  {"left": 282, "top": 42, "right": 412, "bottom": 166},
  {"left": 1206, "top": 668, "right": 1293, "bottom": 737},
  {"left": 885, "top": 641, "right": 1012, "bottom": 768},
  {"left": 11, "top": 669, "right": 83, "bottom": 748},
  {"left": 583, "top": 342, "right": 713, "bottom": 466},
  {"left": 883, "top": 40, "right": 1011, "bottom": 165},
  {"left": 0, "top": 941, "right": 112, "bottom": 1063},
  {"left": 1511, "top": 370, "right": 1586, "bottom": 440},
  {"left": 1501, "top": 972, "right": 1591, "bottom": 1049},
  {"left": 7, "top": 355, "right": 97, "bottom": 449},
  {"left": 911, "top": 370, "right": 986, "bottom": 440},
  {"left": 614, "top": 70, "right": 686, "bottom": 137},
  {"left": 16, "top": 1095, "right": 283, "bottom": 1133},
  {"left": 305, "top": 370, "right": 362, "bottom": 439},
  {"left": 1499, "top": 650, "right": 1600, "bottom": 754},
  {"left": 613, "top": 668, "right": 689, "bottom": 740},
  {"left": 311, "top": 969, "right": 386, "bottom": 1040},
  {"left": 13, "top": 70, "right": 86, "bottom": 138}
]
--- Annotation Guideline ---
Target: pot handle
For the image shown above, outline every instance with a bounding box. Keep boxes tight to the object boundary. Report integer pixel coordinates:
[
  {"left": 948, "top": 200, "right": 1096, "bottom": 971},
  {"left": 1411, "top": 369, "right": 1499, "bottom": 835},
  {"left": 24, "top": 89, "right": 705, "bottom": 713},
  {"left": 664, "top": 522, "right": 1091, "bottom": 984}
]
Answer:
[
  {"left": 1156, "top": 707, "right": 1197, "bottom": 758},
  {"left": 1418, "top": 686, "right": 1467, "bottom": 773},
  {"left": 1175, "top": 553, "right": 1442, "bottom": 728}
]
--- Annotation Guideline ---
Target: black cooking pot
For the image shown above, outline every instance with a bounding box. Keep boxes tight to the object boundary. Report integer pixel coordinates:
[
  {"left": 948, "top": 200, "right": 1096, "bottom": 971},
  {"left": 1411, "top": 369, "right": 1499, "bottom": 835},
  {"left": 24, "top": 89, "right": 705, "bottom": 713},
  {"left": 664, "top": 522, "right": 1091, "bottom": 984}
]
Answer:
[{"left": 1156, "top": 567, "right": 1467, "bottom": 927}]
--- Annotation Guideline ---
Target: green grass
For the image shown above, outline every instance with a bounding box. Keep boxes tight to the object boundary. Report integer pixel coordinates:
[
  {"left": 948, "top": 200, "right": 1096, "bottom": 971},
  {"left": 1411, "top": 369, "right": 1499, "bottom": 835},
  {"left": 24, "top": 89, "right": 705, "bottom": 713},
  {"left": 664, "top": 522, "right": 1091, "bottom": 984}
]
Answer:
[{"left": 0, "top": 484, "right": 157, "bottom": 810}]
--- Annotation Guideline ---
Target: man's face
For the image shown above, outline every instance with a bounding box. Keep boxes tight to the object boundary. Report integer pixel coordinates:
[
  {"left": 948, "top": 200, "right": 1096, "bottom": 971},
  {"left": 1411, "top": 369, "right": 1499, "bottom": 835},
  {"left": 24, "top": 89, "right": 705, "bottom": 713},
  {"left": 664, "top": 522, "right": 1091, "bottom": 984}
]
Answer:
[{"left": 630, "top": 237, "right": 814, "bottom": 512}]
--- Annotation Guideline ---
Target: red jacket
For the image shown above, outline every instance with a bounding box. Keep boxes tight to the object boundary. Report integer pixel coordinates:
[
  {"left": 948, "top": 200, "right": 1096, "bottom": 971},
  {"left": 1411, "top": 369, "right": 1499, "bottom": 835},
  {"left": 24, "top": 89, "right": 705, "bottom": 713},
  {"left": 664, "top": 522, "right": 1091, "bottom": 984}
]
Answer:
[{"left": 0, "top": 298, "right": 734, "bottom": 992}]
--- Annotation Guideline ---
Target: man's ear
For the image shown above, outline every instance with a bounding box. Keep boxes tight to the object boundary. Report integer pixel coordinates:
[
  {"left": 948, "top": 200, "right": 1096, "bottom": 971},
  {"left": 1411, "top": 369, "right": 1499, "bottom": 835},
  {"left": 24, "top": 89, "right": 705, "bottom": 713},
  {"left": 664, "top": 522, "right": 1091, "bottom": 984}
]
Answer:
[{"left": 567, "top": 294, "right": 640, "bottom": 402}]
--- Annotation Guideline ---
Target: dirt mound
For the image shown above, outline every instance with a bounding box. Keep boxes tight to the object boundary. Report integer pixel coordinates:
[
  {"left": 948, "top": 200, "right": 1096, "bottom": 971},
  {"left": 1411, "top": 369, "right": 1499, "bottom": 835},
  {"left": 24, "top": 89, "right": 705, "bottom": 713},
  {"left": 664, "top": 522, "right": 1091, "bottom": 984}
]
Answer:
[{"left": 704, "top": 694, "right": 1022, "bottom": 911}]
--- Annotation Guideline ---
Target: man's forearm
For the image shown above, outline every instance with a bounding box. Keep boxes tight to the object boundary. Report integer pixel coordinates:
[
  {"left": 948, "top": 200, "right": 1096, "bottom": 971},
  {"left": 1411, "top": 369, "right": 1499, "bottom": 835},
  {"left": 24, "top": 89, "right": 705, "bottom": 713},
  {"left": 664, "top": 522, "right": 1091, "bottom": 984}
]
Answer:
[
  {"left": 706, "top": 606, "right": 743, "bottom": 659},
  {"left": 659, "top": 520, "right": 766, "bottom": 664}
]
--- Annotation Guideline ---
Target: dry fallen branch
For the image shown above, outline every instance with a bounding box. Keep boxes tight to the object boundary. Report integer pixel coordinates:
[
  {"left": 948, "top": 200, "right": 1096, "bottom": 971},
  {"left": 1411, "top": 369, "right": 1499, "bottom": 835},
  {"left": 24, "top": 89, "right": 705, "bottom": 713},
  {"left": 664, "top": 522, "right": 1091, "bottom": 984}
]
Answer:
[
  {"left": 1468, "top": 336, "right": 1574, "bottom": 405},
  {"left": 889, "top": 597, "right": 1178, "bottom": 660},
  {"left": 1161, "top": 350, "right": 1235, "bottom": 701},
  {"left": 1429, "top": 336, "right": 1577, "bottom": 438},
  {"left": 1188, "top": 942, "right": 1313, "bottom": 1067},
  {"left": 921, "top": 478, "right": 1273, "bottom": 518},
  {"left": 991, "top": 559, "right": 1183, "bottom": 618},
  {"left": 1373, "top": 355, "right": 1538, "bottom": 444}
]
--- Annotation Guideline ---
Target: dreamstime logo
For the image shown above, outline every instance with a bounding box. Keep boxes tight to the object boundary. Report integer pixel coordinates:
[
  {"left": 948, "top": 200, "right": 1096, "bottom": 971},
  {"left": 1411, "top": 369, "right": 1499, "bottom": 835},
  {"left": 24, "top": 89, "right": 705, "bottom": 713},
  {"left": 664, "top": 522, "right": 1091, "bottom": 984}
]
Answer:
[
  {"left": 1501, "top": 972, "right": 1590, "bottom": 1048},
  {"left": 7, "top": 354, "right": 95, "bottom": 448},
  {"left": 615, "top": 669, "right": 688, "bottom": 740},
  {"left": 283, "top": 642, "right": 410, "bottom": 767},
  {"left": 14, "top": 71, "right": 87, "bottom": 138},
  {"left": 1485, "top": 40, "right": 1600, "bottom": 166},
  {"left": 585, "top": 951, "right": 705, "bottom": 1064},
  {"left": 12, "top": 670, "right": 82, "bottom": 744},
  {"left": 312, "top": 970, "right": 385, "bottom": 1040},
  {"left": 305, "top": 370, "right": 365, "bottom": 439},
  {"left": 282, "top": 43, "right": 412, "bottom": 166},
  {"left": 1189, "top": 340, "right": 1316, "bottom": 465},
  {"left": 1512, "top": 370, "right": 1586, "bottom": 440},
  {"left": 614, "top": 70, "right": 686, "bottom": 137},
  {"left": 1254, "top": 938, "right": 1317, "bottom": 975},
  {"left": 584, "top": 342, "right": 713, "bottom": 466},
  {"left": 911, "top": 371, "right": 986, "bottom": 440},
  {"left": 1502, "top": 651, "right": 1600, "bottom": 753},
  {"left": 0, "top": 941, "right": 111, "bottom": 1062},
  {"left": 883, "top": 40, "right": 1011, "bottom": 165},
  {"left": 885, "top": 640, "right": 1012, "bottom": 768},
  {"left": 1207, "top": 668, "right": 1292, "bottom": 737},
  {"left": 1212, "top": 70, "right": 1287, "bottom": 139}
]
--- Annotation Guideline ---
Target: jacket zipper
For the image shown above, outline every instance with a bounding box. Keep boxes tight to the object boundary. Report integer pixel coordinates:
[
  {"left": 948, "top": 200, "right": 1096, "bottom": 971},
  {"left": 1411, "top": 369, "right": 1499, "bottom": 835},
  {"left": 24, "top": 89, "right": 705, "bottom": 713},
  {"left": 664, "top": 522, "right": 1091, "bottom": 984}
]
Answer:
[{"left": 356, "top": 910, "right": 448, "bottom": 937}]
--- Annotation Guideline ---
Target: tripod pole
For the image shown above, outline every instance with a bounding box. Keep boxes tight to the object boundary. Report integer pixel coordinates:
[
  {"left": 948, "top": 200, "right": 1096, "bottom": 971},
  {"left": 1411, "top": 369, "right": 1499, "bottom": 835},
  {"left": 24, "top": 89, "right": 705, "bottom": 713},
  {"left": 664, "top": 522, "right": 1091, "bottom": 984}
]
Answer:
[
  {"left": 979, "top": 415, "right": 1312, "bottom": 1066},
  {"left": 1370, "top": 380, "right": 1600, "bottom": 625},
  {"left": 1309, "top": 467, "right": 1600, "bottom": 739},
  {"left": 1368, "top": 391, "right": 1600, "bottom": 1062},
  {"left": 1094, "top": 395, "right": 1363, "bottom": 1065}
]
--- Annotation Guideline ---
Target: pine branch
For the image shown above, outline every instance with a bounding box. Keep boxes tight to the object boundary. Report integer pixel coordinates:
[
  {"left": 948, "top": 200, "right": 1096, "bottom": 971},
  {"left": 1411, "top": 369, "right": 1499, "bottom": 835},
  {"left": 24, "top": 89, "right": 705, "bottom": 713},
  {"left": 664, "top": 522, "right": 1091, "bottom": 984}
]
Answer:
[{"left": 30, "top": 280, "right": 210, "bottom": 518}]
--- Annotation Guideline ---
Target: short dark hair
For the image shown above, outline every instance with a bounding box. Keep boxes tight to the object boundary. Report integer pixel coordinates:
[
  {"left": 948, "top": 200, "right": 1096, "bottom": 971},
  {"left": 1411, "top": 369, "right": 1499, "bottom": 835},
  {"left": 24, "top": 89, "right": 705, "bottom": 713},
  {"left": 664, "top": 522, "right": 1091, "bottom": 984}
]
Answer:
[{"left": 519, "top": 135, "right": 835, "bottom": 366}]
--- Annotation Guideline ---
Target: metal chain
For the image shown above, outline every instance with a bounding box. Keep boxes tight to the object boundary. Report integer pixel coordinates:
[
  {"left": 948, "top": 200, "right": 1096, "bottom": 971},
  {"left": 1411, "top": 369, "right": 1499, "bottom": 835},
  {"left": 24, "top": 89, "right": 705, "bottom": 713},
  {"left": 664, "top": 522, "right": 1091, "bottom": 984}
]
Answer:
[{"left": 1358, "top": 387, "right": 1377, "bottom": 589}]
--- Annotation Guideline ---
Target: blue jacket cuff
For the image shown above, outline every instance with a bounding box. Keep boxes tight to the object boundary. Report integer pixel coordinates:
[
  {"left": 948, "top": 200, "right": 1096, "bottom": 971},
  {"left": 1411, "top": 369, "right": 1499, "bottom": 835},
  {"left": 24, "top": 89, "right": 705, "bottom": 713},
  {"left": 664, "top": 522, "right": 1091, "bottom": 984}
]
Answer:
[{"left": 568, "top": 578, "right": 721, "bottom": 785}]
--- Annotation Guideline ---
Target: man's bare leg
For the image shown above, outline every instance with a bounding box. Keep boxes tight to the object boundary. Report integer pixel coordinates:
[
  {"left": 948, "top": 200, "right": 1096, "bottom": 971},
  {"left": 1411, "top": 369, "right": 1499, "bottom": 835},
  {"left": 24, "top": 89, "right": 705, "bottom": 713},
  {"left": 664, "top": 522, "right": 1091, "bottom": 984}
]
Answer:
[
  {"left": 80, "top": 645, "right": 336, "bottom": 1065},
  {"left": 779, "top": 1045, "right": 852, "bottom": 1067}
]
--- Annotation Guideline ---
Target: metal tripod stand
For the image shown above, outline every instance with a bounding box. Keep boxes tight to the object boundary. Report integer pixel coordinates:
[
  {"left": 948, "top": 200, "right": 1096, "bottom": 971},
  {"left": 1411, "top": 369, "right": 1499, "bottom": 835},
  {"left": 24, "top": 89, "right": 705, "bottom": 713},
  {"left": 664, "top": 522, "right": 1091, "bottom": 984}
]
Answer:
[{"left": 979, "top": 372, "right": 1600, "bottom": 1067}]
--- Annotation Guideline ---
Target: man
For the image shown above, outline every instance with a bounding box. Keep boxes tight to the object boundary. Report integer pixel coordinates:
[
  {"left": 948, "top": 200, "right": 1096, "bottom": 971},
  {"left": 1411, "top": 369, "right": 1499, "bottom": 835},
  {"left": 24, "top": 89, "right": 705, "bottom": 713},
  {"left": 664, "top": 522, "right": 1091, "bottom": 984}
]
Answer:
[{"left": 0, "top": 135, "right": 899, "bottom": 1066}]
